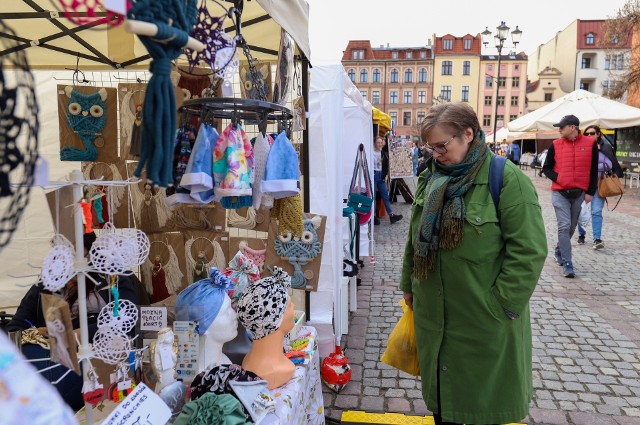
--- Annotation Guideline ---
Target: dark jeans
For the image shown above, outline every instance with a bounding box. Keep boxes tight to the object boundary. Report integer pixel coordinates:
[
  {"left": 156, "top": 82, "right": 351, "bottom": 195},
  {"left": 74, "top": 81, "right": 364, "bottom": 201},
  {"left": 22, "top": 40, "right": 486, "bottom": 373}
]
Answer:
[
  {"left": 22, "top": 344, "right": 85, "bottom": 411},
  {"left": 374, "top": 170, "right": 393, "bottom": 215}
]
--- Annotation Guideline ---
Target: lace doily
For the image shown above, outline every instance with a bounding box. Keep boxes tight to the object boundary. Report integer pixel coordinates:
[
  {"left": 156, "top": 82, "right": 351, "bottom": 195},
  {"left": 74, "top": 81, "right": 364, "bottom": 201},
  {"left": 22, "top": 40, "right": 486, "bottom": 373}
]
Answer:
[
  {"left": 97, "top": 299, "right": 138, "bottom": 333},
  {"left": 41, "top": 234, "right": 77, "bottom": 291},
  {"left": 92, "top": 327, "right": 132, "bottom": 365}
]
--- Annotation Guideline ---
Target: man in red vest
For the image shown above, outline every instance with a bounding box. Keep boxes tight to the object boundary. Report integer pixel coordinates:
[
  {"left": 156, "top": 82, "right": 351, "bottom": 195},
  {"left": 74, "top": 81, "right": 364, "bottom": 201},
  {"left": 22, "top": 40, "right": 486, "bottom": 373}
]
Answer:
[{"left": 542, "top": 115, "right": 598, "bottom": 278}]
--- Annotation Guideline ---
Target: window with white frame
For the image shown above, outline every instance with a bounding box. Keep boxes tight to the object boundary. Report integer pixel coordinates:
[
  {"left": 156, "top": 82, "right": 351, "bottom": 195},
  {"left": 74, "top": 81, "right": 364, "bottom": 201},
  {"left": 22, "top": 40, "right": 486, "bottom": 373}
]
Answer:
[
  {"left": 484, "top": 96, "right": 492, "bottom": 105},
  {"left": 390, "top": 111, "right": 398, "bottom": 123},
  {"left": 512, "top": 77, "right": 520, "bottom": 87},
  {"left": 404, "top": 90, "right": 412, "bottom": 104},
  {"left": 390, "top": 91, "right": 398, "bottom": 104},
  {"left": 392, "top": 51, "right": 398, "bottom": 59},
  {"left": 417, "top": 111, "right": 425, "bottom": 123},
  {"left": 497, "top": 96, "right": 505, "bottom": 106},
  {"left": 418, "top": 91, "right": 426, "bottom": 104},
  {"left": 509, "top": 114, "right": 518, "bottom": 121},
  {"left": 443, "top": 39, "right": 453, "bottom": 50},
  {"left": 440, "top": 85, "right": 451, "bottom": 101},
  {"left": 485, "top": 76, "right": 493, "bottom": 88},
  {"left": 390, "top": 68, "right": 399, "bottom": 83},
  {"left": 586, "top": 32, "right": 595, "bottom": 45},
  {"left": 461, "top": 86, "right": 469, "bottom": 102},
  {"left": 510, "top": 96, "right": 518, "bottom": 106},
  {"left": 372, "top": 90, "right": 380, "bottom": 104},
  {"left": 403, "top": 112, "right": 411, "bottom": 126},
  {"left": 420, "top": 51, "right": 427, "bottom": 59},
  {"left": 483, "top": 115, "right": 491, "bottom": 126},
  {"left": 360, "top": 90, "right": 367, "bottom": 100},
  {"left": 463, "top": 38, "right": 472, "bottom": 50},
  {"left": 418, "top": 68, "right": 428, "bottom": 82},
  {"left": 373, "top": 68, "right": 381, "bottom": 82},
  {"left": 360, "top": 69, "right": 368, "bottom": 83},
  {"left": 404, "top": 68, "right": 413, "bottom": 82},
  {"left": 352, "top": 50, "right": 364, "bottom": 60},
  {"left": 463, "top": 61, "right": 470, "bottom": 75},
  {"left": 406, "top": 51, "right": 412, "bottom": 59},
  {"left": 442, "top": 61, "right": 452, "bottom": 75}
]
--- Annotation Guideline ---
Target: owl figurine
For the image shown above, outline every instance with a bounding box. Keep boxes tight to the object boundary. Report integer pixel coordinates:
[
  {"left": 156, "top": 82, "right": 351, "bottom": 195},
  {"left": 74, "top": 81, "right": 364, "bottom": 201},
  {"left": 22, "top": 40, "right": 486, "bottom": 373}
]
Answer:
[
  {"left": 274, "top": 216, "right": 323, "bottom": 289},
  {"left": 60, "top": 86, "right": 108, "bottom": 161}
]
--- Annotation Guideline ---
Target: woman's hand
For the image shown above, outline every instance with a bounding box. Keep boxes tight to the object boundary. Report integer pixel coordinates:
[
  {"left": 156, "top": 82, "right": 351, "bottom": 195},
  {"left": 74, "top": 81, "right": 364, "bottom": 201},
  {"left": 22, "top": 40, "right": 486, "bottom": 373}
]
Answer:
[{"left": 403, "top": 292, "right": 414, "bottom": 310}]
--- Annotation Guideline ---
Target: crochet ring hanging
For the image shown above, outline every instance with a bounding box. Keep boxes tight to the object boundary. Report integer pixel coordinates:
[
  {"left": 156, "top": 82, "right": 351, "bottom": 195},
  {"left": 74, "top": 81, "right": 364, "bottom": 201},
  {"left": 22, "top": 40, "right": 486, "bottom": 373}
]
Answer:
[{"left": 274, "top": 216, "right": 322, "bottom": 289}]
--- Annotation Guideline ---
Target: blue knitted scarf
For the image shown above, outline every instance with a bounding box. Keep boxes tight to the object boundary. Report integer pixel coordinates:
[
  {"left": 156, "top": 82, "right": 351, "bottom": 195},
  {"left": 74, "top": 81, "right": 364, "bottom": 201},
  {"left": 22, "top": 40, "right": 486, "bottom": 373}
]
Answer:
[{"left": 128, "top": 0, "right": 198, "bottom": 187}]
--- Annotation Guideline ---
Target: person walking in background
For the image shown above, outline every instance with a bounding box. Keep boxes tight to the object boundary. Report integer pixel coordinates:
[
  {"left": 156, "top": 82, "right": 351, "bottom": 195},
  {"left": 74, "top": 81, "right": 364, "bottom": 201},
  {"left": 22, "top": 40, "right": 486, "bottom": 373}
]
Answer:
[
  {"left": 411, "top": 141, "right": 420, "bottom": 176},
  {"left": 400, "top": 102, "right": 547, "bottom": 425},
  {"left": 507, "top": 142, "right": 521, "bottom": 165},
  {"left": 542, "top": 115, "right": 598, "bottom": 278},
  {"left": 576, "top": 125, "right": 623, "bottom": 249},
  {"left": 373, "top": 136, "right": 402, "bottom": 225}
]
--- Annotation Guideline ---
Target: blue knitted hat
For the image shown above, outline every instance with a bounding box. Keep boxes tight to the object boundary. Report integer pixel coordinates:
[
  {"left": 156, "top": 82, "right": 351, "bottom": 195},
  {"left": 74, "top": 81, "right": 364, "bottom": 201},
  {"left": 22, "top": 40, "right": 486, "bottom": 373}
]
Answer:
[
  {"left": 175, "top": 267, "right": 234, "bottom": 335},
  {"left": 261, "top": 131, "right": 300, "bottom": 199}
]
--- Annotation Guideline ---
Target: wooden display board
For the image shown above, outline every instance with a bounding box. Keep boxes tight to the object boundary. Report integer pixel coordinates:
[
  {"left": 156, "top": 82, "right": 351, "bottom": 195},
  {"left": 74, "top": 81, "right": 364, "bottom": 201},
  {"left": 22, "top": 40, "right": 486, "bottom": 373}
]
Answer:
[
  {"left": 57, "top": 85, "right": 118, "bottom": 164},
  {"left": 263, "top": 213, "right": 326, "bottom": 291}
]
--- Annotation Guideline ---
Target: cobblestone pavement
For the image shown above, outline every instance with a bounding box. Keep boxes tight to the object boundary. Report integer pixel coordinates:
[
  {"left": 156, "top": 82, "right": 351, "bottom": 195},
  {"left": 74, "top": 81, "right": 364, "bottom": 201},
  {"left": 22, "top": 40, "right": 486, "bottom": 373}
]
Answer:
[{"left": 324, "top": 171, "right": 640, "bottom": 425}]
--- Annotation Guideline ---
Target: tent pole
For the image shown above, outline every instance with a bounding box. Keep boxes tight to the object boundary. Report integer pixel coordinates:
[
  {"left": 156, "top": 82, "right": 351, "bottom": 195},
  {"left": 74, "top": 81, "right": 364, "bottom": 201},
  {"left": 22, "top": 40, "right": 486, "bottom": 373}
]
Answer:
[
  {"left": 70, "top": 170, "right": 93, "bottom": 425},
  {"left": 301, "top": 55, "right": 311, "bottom": 321}
]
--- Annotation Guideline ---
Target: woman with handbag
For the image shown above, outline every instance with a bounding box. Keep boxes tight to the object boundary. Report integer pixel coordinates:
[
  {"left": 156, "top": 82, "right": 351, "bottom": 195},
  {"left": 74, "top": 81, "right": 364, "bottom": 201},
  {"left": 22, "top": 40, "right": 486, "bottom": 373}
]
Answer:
[
  {"left": 400, "top": 103, "right": 547, "bottom": 425},
  {"left": 373, "top": 136, "right": 402, "bottom": 225},
  {"left": 576, "top": 125, "right": 623, "bottom": 250}
]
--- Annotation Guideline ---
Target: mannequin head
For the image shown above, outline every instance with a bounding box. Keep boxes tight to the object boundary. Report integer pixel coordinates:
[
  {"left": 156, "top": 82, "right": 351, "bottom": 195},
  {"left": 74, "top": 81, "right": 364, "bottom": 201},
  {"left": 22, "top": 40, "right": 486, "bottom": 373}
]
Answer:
[
  {"left": 203, "top": 295, "right": 238, "bottom": 342},
  {"left": 236, "top": 267, "right": 292, "bottom": 340},
  {"left": 176, "top": 267, "right": 234, "bottom": 335},
  {"left": 280, "top": 299, "right": 295, "bottom": 335}
]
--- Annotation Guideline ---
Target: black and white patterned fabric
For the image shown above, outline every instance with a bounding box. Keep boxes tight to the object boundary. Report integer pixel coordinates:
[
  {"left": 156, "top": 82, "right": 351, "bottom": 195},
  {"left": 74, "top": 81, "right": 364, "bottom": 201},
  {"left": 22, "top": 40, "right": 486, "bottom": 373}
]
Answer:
[{"left": 236, "top": 267, "right": 291, "bottom": 340}]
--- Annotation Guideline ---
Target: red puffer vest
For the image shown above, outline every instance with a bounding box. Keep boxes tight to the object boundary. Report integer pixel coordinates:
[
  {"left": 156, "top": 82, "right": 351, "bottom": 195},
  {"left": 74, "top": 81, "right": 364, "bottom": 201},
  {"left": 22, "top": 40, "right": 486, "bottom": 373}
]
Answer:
[{"left": 551, "top": 134, "right": 594, "bottom": 191}]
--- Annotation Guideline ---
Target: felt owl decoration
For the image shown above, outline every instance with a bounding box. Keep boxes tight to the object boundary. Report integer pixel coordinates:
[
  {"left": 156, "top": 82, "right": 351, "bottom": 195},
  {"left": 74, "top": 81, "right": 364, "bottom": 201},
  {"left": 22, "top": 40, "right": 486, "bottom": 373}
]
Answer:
[
  {"left": 274, "top": 216, "right": 322, "bottom": 289},
  {"left": 60, "top": 86, "right": 108, "bottom": 162},
  {"left": 240, "top": 63, "right": 271, "bottom": 101}
]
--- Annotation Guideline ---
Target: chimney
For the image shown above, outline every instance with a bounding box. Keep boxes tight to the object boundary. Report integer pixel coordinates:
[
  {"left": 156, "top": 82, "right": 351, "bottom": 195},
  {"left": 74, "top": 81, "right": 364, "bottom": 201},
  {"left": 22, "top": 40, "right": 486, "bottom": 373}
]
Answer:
[
  {"left": 380, "top": 44, "right": 384, "bottom": 48},
  {"left": 387, "top": 43, "right": 390, "bottom": 48},
  {"left": 428, "top": 38, "right": 432, "bottom": 46}
]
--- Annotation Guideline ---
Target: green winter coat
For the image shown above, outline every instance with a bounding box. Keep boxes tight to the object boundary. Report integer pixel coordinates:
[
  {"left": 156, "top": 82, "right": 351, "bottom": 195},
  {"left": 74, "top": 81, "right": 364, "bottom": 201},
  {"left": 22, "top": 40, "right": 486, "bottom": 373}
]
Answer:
[{"left": 399, "top": 154, "right": 547, "bottom": 424}]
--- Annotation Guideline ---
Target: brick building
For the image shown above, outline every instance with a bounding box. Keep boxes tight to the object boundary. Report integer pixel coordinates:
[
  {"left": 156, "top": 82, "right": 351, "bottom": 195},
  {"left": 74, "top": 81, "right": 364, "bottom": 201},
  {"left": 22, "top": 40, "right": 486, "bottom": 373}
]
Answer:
[{"left": 342, "top": 40, "right": 434, "bottom": 139}]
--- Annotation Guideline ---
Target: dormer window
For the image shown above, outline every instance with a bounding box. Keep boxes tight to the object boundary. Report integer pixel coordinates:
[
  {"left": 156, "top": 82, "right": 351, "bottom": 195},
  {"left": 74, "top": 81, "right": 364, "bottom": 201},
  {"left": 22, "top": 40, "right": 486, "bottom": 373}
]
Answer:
[
  {"left": 443, "top": 39, "right": 453, "bottom": 50},
  {"left": 463, "top": 38, "right": 472, "bottom": 50},
  {"left": 586, "top": 32, "right": 595, "bottom": 45}
]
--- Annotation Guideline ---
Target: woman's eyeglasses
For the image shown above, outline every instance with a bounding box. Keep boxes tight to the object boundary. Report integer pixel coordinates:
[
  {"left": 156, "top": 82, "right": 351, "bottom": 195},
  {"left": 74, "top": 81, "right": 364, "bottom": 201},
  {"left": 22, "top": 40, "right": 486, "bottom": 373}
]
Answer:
[
  {"left": 425, "top": 135, "right": 456, "bottom": 154},
  {"left": 584, "top": 131, "right": 598, "bottom": 136}
]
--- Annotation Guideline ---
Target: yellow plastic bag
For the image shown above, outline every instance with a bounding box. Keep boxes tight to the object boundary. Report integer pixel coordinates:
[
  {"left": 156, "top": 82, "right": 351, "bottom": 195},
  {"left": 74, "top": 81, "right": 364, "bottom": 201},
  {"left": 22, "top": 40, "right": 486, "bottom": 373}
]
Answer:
[{"left": 380, "top": 299, "right": 420, "bottom": 376}]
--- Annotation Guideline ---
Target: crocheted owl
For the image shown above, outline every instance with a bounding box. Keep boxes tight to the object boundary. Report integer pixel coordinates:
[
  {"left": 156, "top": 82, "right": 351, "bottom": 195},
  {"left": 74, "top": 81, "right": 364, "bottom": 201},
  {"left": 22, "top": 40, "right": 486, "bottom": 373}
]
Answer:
[
  {"left": 274, "top": 216, "right": 322, "bottom": 289},
  {"left": 60, "top": 86, "right": 108, "bottom": 161}
]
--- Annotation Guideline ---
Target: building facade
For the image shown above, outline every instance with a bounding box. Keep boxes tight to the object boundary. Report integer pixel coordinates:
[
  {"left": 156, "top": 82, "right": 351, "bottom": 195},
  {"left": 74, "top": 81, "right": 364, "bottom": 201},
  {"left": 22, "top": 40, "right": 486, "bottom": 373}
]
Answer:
[
  {"left": 478, "top": 53, "right": 528, "bottom": 133},
  {"left": 342, "top": 40, "right": 434, "bottom": 139},
  {"left": 528, "top": 19, "right": 631, "bottom": 99},
  {"left": 432, "top": 34, "right": 482, "bottom": 114},
  {"left": 526, "top": 67, "right": 569, "bottom": 112}
]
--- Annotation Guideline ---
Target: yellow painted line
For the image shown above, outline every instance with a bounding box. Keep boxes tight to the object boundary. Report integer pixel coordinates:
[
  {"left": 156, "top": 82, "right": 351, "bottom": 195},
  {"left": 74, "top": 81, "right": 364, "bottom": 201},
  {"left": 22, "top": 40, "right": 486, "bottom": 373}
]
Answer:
[{"left": 341, "top": 411, "right": 523, "bottom": 425}]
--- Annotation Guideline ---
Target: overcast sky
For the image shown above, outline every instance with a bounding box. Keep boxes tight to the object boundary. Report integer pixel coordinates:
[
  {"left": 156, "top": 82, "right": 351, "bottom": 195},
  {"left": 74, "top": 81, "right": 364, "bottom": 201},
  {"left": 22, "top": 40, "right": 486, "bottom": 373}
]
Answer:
[{"left": 307, "top": 0, "right": 630, "bottom": 64}]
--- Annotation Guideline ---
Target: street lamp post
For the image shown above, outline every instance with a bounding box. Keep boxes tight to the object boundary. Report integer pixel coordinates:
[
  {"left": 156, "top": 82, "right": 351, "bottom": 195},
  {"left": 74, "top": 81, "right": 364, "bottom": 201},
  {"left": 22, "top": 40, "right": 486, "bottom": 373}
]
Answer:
[{"left": 482, "top": 22, "right": 522, "bottom": 151}]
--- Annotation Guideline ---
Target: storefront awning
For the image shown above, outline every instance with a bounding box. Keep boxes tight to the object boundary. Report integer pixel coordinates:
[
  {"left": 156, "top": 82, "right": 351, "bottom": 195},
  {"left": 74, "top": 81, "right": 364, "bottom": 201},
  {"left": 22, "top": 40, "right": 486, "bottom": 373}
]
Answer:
[{"left": 372, "top": 106, "right": 391, "bottom": 133}]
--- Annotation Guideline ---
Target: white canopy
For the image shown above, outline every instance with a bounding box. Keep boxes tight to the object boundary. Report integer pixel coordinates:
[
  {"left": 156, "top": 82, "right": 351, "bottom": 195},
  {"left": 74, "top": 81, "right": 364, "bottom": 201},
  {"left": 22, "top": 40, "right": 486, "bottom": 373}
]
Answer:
[
  {"left": 485, "top": 127, "right": 517, "bottom": 144},
  {"left": 2, "top": 0, "right": 310, "bottom": 69},
  {"left": 508, "top": 89, "right": 640, "bottom": 131}
]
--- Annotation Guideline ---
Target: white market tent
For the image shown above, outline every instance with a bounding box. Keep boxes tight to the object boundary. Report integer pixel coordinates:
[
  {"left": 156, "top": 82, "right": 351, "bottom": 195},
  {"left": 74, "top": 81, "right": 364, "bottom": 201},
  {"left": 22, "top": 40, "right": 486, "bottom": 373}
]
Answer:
[
  {"left": 1, "top": 0, "right": 311, "bottom": 68},
  {"left": 0, "top": 1, "right": 318, "bottom": 312},
  {"left": 308, "top": 64, "right": 373, "bottom": 355},
  {"left": 484, "top": 127, "right": 527, "bottom": 144},
  {"left": 508, "top": 89, "right": 640, "bottom": 131}
]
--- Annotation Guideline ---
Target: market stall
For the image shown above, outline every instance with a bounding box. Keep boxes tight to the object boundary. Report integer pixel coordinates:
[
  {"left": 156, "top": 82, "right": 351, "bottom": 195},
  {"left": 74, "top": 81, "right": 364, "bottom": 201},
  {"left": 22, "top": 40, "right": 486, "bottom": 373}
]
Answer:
[{"left": 0, "top": 1, "right": 338, "bottom": 424}]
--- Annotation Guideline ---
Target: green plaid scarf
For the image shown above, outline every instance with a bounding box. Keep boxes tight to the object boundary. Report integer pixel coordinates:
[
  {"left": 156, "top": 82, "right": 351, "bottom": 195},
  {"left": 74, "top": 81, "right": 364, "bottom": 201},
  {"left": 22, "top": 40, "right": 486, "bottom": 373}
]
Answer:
[{"left": 413, "top": 132, "right": 488, "bottom": 280}]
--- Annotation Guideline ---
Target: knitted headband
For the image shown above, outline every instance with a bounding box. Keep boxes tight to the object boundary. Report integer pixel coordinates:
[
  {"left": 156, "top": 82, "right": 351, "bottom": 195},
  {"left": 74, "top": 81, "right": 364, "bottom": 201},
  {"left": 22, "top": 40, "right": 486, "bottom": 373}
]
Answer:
[
  {"left": 236, "top": 267, "right": 291, "bottom": 340},
  {"left": 175, "top": 267, "right": 234, "bottom": 335}
]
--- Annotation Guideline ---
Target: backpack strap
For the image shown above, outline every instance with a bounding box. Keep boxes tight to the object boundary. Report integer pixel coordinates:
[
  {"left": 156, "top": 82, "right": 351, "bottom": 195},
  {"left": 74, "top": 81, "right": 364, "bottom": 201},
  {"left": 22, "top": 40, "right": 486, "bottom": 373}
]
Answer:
[{"left": 488, "top": 155, "right": 506, "bottom": 214}]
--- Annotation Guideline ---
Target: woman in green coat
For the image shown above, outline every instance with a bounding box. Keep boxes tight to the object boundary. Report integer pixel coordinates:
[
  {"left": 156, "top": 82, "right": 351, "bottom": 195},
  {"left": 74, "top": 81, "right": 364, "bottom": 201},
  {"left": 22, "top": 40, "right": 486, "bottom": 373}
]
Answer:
[{"left": 399, "top": 103, "right": 547, "bottom": 425}]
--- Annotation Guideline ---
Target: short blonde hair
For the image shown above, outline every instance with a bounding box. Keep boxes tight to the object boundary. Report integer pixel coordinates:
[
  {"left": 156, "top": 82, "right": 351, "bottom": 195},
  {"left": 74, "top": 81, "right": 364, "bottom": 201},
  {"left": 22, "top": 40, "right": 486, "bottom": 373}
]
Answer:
[{"left": 420, "top": 102, "right": 481, "bottom": 143}]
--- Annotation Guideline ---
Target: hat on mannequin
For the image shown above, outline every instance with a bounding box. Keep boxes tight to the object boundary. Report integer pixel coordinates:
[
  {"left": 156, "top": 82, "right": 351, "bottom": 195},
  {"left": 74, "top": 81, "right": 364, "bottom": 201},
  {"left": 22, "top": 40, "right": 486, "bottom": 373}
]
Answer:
[
  {"left": 236, "top": 267, "right": 291, "bottom": 340},
  {"left": 175, "top": 267, "right": 234, "bottom": 335}
]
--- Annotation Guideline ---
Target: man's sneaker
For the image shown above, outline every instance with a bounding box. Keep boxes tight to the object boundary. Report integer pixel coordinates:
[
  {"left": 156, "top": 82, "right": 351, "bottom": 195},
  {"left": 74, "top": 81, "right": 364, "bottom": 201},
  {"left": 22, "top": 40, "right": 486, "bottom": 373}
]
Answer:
[
  {"left": 577, "top": 235, "right": 585, "bottom": 244},
  {"left": 593, "top": 239, "right": 604, "bottom": 250},
  {"left": 563, "top": 261, "right": 575, "bottom": 278},
  {"left": 554, "top": 247, "right": 563, "bottom": 266},
  {"left": 390, "top": 214, "right": 403, "bottom": 224}
]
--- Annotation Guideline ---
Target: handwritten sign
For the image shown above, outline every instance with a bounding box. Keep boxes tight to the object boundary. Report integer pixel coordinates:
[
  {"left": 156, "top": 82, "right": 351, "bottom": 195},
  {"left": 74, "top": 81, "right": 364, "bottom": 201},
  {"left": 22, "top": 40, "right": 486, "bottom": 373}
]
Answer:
[
  {"left": 101, "top": 383, "right": 171, "bottom": 425},
  {"left": 140, "top": 307, "right": 167, "bottom": 331}
]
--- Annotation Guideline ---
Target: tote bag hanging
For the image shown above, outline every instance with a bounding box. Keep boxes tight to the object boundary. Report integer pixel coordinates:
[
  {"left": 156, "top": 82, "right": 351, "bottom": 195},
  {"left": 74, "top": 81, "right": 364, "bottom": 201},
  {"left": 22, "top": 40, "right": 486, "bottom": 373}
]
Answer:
[
  {"left": 597, "top": 163, "right": 624, "bottom": 211},
  {"left": 348, "top": 145, "right": 373, "bottom": 225}
]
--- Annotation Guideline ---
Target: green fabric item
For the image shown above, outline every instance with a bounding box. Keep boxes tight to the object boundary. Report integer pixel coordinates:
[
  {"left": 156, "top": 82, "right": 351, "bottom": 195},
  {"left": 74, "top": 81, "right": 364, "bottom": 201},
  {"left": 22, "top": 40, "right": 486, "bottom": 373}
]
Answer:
[
  {"left": 399, "top": 155, "right": 548, "bottom": 424},
  {"left": 174, "top": 393, "right": 248, "bottom": 425},
  {"left": 413, "top": 131, "right": 489, "bottom": 279}
]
